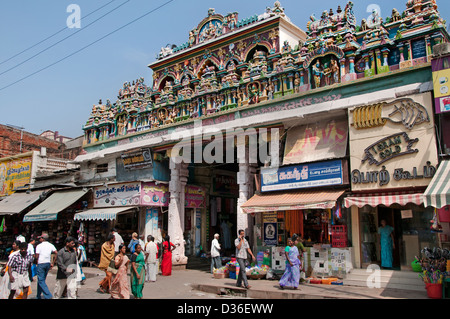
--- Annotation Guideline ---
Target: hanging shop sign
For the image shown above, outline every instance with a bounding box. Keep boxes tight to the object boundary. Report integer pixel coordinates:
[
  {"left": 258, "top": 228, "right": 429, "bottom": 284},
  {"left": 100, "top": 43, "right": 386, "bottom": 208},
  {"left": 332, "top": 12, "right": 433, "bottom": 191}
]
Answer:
[
  {"left": 121, "top": 148, "right": 153, "bottom": 170},
  {"left": 349, "top": 93, "right": 438, "bottom": 191},
  {"left": 283, "top": 118, "right": 348, "bottom": 166},
  {"left": 94, "top": 182, "right": 141, "bottom": 208},
  {"left": 261, "top": 159, "right": 346, "bottom": 193},
  {"left": 141, "top": 182, "right": 169, "bottom": 207},
  {"left": 263, "top": 212, "right": 278, "bottom": 246},
  {"left": 185, "top": 185, "right": 205, "bottom": 208},
  {"left": 212, "top": 171, "right": 238, "bottom": 197}
]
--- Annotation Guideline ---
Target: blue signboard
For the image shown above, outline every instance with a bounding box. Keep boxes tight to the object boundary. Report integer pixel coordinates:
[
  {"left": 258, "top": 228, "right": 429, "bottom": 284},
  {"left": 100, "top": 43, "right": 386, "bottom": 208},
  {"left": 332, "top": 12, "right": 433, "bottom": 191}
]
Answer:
[{"left": 260, "top": 160, "right": 344, "bottom": 192}]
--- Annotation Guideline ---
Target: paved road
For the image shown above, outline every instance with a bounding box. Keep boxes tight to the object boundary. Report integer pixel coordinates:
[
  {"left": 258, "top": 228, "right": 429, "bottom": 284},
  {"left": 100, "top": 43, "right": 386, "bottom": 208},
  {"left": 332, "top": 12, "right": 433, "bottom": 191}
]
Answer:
[{"left": 24, "top": 265, "right": 428, "bottom": 300}]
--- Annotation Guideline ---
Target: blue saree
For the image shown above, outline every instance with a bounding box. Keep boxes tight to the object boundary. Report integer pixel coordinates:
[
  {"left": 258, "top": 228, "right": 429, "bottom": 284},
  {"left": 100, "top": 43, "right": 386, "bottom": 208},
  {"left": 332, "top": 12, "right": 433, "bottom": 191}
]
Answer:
[{"left": 279, "top": 246, "right": 301, "bottom": 289}]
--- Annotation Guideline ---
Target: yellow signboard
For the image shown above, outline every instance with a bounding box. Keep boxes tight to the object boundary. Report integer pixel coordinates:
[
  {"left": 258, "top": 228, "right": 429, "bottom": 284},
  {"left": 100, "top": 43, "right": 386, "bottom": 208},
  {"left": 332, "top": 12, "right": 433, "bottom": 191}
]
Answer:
[
  {"left": 432, "top": 68, "right": 450, "bottom": 98},
  {"left": 0, "top": 156, "right": 33, "bottom": 197}
]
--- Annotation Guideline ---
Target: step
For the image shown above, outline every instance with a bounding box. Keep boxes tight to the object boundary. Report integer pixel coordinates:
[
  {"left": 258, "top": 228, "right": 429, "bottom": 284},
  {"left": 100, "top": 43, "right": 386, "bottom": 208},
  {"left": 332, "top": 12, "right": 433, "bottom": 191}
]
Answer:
[{"left": 343, "top": 269, "right": 426, "bottom": 291}]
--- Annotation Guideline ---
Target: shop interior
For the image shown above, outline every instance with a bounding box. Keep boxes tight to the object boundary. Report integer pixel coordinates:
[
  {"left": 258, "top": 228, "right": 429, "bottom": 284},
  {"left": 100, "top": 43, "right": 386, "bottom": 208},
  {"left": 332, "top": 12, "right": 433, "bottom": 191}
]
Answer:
[{"left": 359, "top": 204, "right": 439, "bottom": 270}]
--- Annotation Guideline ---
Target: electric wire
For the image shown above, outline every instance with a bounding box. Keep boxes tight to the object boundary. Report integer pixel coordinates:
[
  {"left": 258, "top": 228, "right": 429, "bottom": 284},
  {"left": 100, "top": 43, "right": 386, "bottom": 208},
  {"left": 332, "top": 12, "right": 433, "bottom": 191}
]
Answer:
[
  {"left": 0, "top": 0, "right": 176, "bottom": 92},
  {"left": 0, "top": 0, "right": 131, "bottom": 77},
  {"left": 0, "top": 0, "right": 117, "bottom": 67}
]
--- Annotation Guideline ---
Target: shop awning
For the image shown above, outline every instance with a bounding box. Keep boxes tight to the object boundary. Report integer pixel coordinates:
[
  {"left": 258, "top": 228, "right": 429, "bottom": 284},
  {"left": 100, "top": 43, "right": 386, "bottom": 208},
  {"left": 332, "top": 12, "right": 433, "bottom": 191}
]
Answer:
[
  {"left": 423, "top": 160, "right": 450, "bottom": 209},
  {"left": 74, "top": 207, "right": 136, "bottom": 221},
  {"left": 23, "top": 189, "right": 89, "bottom": 222},
  {"left": 241, "top": 189, "right": 346, "bottom": 214},
  {"left": 344, "top": 191, "right": 424, "bottom": 208},
  {"left": 0, "top": 190, "right": 44, "bottom": 216}
]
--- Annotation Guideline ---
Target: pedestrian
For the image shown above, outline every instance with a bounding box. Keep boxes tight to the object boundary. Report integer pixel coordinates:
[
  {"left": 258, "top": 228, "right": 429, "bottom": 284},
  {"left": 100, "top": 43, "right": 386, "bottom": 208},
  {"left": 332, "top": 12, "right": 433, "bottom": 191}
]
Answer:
[
  {"left": 7, "top": 242, "right": 34, "bottom": 299},
  {"left": 0, "top": 241, "right": 22, "bottom": 299},
  {"left": 139, "top": 234, "right": 145, "bottom": 249},
  {"left": 27, "top": 237, "right": 36, "bottom": 282},
  {"left": 98, "top": 233, "right": 115, "bottom": 294},
  {"left": 128, "top": 232, "right": 139, "bottom": 254},
  {"left": 292, "top": 234, "right": 307, "bottom": 282},
  {"left": 76, "top": 239, "right": 87, "bottom": 285},
  {"left": 279, "top": 237, "right": 301, "bottom": 290},
  {"left": 144, "top": 235, "right": 158, "bottom": 282},
  {"left": 110, "top": 244, "right": 130, "bottom": 299},
  {"left": 210, "top": 233, "right": 222, "bottom": 274},
  {"left": 161, "top": 235, "right": 176, "bottom": 276},
  {"left": 235, "top": 229, "right": 255, "bottom": 289},
  {"left": 53, "top": 237, "right": 78, "bottom": 299},
  {"left": 130, "top": 243, "right": 145, "bottom": 299},
  {"left": 378, "top": 219, "right": 395, "bottom": 269},
  {"left": 111, "top": 228, "right": 124, "bottom": 256},
  {"left": 16, "top": 232, "right": 26, "bottom": 243},
  {"left": 35, "top": 233, "right": 57, "bottom": 299}
]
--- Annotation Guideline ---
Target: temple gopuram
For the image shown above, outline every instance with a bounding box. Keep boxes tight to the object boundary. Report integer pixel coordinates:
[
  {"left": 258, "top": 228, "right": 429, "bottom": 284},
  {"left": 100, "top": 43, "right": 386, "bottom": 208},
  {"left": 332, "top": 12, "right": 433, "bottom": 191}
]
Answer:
[{"left": 82, "top": 0, "right": 448, "bottom": 146}]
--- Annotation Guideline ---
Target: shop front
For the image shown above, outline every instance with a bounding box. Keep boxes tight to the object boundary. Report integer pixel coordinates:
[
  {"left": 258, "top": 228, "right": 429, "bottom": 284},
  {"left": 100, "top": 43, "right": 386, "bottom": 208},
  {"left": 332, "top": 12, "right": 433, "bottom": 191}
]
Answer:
[
  {"left": 346, "top": 92, "right": 440, "bottom": 271},
  {"left": 74, "top": 181, "right": 169, "bottom": 260},
  {"left": 242, "top": 159, "right": 352, "bottom": 276},
  {"left": 22, "top": 188, "right": 91, "bottom": 249}
]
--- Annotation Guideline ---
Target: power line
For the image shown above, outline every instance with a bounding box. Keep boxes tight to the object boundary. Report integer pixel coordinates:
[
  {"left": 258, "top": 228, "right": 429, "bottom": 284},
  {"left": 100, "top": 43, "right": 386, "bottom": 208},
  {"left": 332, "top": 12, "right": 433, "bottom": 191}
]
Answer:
[
  {"left": 0, "top": 0, "right": 131, "bottom": 77},
  {"left": 0, "top": 0, "right": 176, "bottom": 92},
  {"left": 0, "top": 0, "right": 117, "bottom": 67}
]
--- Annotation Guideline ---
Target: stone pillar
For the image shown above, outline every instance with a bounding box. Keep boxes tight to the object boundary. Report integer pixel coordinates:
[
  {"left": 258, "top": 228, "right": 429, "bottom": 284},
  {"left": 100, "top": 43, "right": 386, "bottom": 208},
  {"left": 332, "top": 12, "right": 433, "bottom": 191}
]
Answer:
[
  {"left": 168, "top": 160, "right": 189, "bottom": 269},
  {"left": 236, "top": 147, "right": 256, "bottom": 242}
]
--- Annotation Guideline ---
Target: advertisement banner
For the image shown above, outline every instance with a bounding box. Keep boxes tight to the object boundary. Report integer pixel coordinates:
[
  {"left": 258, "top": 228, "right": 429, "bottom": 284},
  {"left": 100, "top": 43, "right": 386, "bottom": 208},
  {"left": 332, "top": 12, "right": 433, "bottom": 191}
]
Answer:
[
  {"left": 0, "top": 156, "right": 33, "bottom": 197},
  {"left": 283, "top": 118, "right": 348, "bottom": 166},
  {"left": 141, "top": 182, "right": 169, "bottom": 207},
  {"left": 432, "top": 68, "right": 450, "bottom": 114},
  {"left": 261, "top": 160, "right": 344, "bottom": 192},
  {"left": 94, "top": 182, "right": 141, "bottom": 207},
  {"left": 185, "top": 185, "right": 205, "bottom": 208},
  {"left": 263, "top": 212, "right": 278, "bottom": 246}
]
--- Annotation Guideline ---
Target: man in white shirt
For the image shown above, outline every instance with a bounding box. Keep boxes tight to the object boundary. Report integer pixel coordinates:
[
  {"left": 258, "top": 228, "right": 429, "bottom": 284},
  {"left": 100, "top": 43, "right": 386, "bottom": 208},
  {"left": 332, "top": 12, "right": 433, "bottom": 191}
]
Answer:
[
  {"left": 235, "top": 229, "right": 255, "bottom": 289},
  {"left": 111, "top": 228, "right": 124, "bottom": 255},
  {"left": 144, "top": 235, "right": 159, "bottom": 282},
  {"left": 35, "top": 233, "right": 57, "bottom": 299},
  {"left": 210, "top": 233, "right": 222, "bottom": 274}
]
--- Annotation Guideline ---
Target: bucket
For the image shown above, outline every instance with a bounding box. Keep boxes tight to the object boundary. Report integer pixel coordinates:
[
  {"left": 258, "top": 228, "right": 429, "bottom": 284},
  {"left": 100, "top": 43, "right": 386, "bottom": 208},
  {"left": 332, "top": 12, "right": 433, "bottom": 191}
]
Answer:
[
  {"left": 229, "top": 271, "right": 236, "bottom": 279},
  {"left": 426, "top": 283, "right": 443, "bottom": 299}
]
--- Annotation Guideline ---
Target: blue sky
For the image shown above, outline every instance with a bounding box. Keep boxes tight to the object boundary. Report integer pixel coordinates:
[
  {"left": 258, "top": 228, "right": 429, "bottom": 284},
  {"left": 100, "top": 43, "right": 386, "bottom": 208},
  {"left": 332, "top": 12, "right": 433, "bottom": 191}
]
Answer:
[{"left": 0, "top": 0, "right": 448, "bottom": 138}]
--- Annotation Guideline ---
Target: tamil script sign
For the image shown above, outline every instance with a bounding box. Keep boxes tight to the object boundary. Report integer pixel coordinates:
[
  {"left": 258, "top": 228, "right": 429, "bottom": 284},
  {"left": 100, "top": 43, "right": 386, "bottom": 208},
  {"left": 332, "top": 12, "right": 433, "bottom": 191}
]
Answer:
[{"left": 261, "top": 160, "right": 345, "bottom": 192}]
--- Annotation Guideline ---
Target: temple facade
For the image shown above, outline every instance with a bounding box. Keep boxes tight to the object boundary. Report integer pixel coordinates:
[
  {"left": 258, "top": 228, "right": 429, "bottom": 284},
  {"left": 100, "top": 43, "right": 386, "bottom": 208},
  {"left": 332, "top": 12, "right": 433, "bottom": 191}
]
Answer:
[{"left": 75, "top": 1, "right": 450, "bottom": 272}]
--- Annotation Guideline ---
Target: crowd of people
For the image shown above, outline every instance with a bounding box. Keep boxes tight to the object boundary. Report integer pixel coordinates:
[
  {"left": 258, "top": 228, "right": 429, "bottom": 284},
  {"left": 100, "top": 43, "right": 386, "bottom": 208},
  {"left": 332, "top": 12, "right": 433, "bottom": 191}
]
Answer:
[{"left": 0, "top": 228, "right": 177, "bottom": 299}]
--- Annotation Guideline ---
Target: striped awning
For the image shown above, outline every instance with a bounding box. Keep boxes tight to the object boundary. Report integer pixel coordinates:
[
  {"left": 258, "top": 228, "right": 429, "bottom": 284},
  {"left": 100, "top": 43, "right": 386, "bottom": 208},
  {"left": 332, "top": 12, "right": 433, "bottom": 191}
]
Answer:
[
  {"left": 74, "top": 207, "right": 136, "bottom": 221},
  {"left": 344, "top": 191, "right": 424, "bottom": 208},
  {"left": 423, "top": 160, "right": 450, "bottom": 209},
  {"left": 241, "top": 189, "right": 345, "bottom": 214}
]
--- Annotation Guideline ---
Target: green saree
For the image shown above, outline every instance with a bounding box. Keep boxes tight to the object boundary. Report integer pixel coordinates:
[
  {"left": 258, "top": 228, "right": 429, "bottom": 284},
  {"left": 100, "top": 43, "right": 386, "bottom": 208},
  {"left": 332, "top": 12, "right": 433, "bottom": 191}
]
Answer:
[{"left": 130, "top": 252, "right": 146, "bottom": 298}]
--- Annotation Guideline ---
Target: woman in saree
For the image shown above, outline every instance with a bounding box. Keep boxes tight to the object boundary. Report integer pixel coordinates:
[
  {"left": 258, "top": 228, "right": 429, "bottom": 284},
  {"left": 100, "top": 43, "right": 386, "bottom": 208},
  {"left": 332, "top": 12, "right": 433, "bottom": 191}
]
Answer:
[
  {"left": 98, "top": 234, "right": 115, "bottom": 293},
  {"left": 378, "top": 219, "right": 395, "bottom": 269},
  {"left": 110, "top": 244, "right": 130, "bottom": 299},
  {"left": 130, "top": 243, "right": 145, "bottom": 299},
  {"left": 279, "top": 237, "right": 301, "bottom": 290},
  {"left": 161, "top": 235, "right": 176, "bottom": 276}
]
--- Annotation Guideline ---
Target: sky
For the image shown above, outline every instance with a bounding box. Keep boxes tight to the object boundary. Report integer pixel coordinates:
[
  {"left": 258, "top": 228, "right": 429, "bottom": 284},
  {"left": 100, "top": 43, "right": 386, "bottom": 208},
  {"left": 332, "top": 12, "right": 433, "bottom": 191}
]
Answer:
[{"left": 0, "top": 0, "right": 449, "bottom": 139}]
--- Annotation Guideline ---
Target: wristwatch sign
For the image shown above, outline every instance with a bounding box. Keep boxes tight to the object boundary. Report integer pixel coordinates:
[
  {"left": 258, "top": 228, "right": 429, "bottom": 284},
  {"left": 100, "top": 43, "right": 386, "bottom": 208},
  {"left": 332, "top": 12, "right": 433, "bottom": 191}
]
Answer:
[{"left": 348, "top": 93, "right": 438, "bottom": 191}]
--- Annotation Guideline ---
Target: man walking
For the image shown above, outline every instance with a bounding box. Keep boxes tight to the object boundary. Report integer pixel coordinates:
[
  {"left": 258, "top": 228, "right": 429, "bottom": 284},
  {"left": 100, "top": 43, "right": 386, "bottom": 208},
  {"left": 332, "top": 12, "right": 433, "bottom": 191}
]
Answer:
[
  {"left": 210, "top": 233, "right": 222, "bottom": 274},
  {"left": 54, "top": 237, "right": 78, "bottom": 299},
  {"left": 235, "top": 230, "right": 255, "bottom": 289},
  {"left": 8, "top": 242, "right": 34, "bottom": 299},
  {"left": 35, "top": 233, "right": 57, "bottom": 299}
]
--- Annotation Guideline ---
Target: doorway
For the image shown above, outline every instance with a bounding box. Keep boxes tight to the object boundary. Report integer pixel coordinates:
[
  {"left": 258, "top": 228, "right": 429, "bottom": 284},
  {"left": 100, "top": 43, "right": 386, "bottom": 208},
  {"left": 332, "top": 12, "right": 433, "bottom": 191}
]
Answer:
[{"left": 377, "top": 207, "right": 402, "bottom": 270}]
